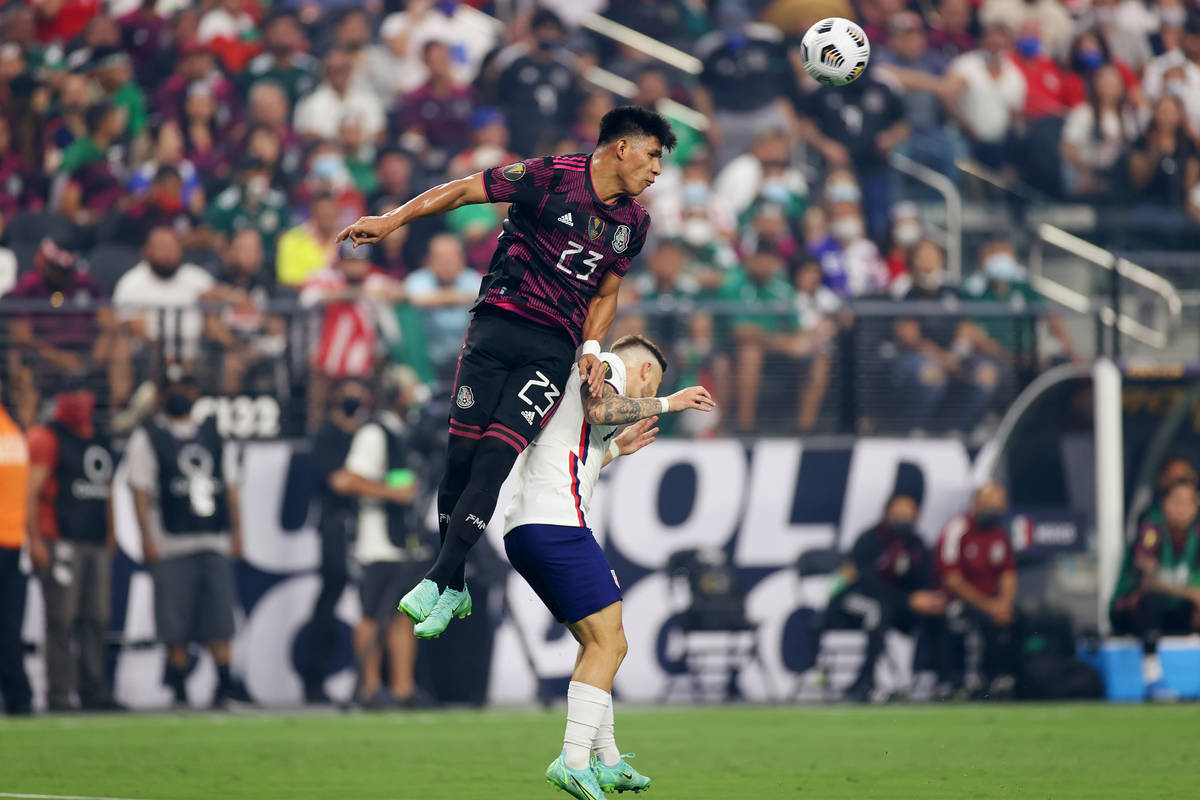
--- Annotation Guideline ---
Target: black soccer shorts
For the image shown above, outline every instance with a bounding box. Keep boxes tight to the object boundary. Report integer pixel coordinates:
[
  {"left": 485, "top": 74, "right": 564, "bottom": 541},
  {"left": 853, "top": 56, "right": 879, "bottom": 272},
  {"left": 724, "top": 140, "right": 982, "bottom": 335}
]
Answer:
[{"left": 447, "top": 305, "right": 576, "bottom": 452}]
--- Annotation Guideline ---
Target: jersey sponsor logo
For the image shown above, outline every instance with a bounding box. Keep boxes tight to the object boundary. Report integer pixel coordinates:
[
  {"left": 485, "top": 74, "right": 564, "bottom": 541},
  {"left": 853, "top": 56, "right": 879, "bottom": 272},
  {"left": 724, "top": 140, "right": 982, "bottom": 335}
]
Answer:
[
  {"left": 558, "top": 212, "right": 574, "bottom": 227},
  {"left": 612, "top": 224, "right": 631, "bottom": 254},
  {"left": 521, "top": 410, "right": 536, "bottom": 426},
  {"left": 587, "top": 216, "right": 605, "bottom": 241},
  {"left": 501, "top": 162, "right": 526, "bottom": 181},
  {"left": 456, "top": 385, "right": 475, "bottom": 409},
  {"left": 990, "top": 540, "right": 1007, "bottom": 565},
  {"left": 72, "top": 444, "right": 113, "bottom": 501}
]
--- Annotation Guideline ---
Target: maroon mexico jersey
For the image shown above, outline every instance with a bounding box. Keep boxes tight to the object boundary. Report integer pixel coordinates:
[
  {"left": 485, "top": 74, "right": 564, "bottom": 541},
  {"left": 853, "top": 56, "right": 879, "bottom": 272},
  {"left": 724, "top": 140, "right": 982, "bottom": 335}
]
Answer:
[{"left": 479, "top": 154, "right": 650, "bottom": 344}]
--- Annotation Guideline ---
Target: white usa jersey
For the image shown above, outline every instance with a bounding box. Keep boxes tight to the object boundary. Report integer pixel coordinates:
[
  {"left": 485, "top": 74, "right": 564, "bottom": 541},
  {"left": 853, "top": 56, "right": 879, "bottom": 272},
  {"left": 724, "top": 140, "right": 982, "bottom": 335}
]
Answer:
[{"left": 504, "top": 352, "right": 626, "bottom": 533}]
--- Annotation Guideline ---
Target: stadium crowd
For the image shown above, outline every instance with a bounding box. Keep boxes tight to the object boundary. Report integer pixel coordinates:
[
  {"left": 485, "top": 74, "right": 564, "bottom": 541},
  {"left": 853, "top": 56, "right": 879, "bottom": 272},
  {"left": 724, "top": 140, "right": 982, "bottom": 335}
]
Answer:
[{"left": 0, "top": 0, "right": 1192, "bottom": 438}]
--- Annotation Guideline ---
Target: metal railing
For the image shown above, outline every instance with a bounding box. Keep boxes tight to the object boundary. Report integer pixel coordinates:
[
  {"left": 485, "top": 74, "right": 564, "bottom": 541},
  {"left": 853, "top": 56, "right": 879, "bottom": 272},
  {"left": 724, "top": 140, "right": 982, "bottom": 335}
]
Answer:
[
  {"left": 1029, "top": 223, "right": 1182, "bottom": 352},
  {"left": 889, "top": 150, "right": 963, "bottom": 279}
]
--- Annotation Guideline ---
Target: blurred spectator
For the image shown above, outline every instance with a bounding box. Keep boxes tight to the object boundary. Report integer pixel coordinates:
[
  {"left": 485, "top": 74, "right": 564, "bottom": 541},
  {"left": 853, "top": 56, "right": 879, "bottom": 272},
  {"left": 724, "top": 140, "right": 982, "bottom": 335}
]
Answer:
[
  {"left": 301, "top": 376, "right": 372, "bottom": 703},
  {"left": 1086, "top": 0, "right": 1154, "bottom": 72},
  {"left": 1060, "top": 65, "right": 1141, "bottom": 199},
  {"left": 277, "top": 193, "right": 341, "bottom": 288},
  {"left": 205, "top": 157, "right": 291, "bottom": 255},
  {"left": 820, "top": 172, "right": 889, "bottom": 297},
  {"left": 0, "top": 390, "right": 30, "bottom": 715},
  {"left": 1143, "top": 10, "right": 1200, "bottom": 132},
  {"left": 980, "top": 0, "right": 1072, "bottom": 61},
  {"left": 239, "top": 10, "right": 319, "bottom": 106},
  {"left": 946, "top": 23, "right": 1027, "bottom": 171},
  {"left": 928, "top": 0, "right": 976, "bottom": 60},
  {"left": 671, "top": 311, "right": 729, "bottom": 438},
  {"left": 404, "top": 234, "right": 481, "bottom": 383},
  {"left": 1009, "top": 20, "right": 1071, "bottom": 121},
  {"left": 243, "top": 80, "right": 303, "bottom": 183},
  {"left": 720, "top": 241, "right": 801, "bottom": 433},
  {"left": 1150, "top": 0, "right": 1188, "bottom": 57},
  {"left": 338, "top": 117, "right": 377, "bottom": 197},
  {"left": 112, "top": 227, "right": 241, "bottom": 370},
  {"left": 299, "top": 142, "right": 367, "bottom": 224},
  {"left": 693, "top": 3, "right": 793, "bottom": 168},
  {"left": 89, "top": 48, "right": 146, "bottom": 139},
  {"left": 632, "top": 238, "right": 702, "bottom": 351},
  {"left": 196, "top": 0, "right": 261, "bottom": 74},
  {"left": 300, "top": 241, "right": 405, "bottom": 427},
  {"left": 0, "top": 214, "right": 15, "bottom": 296},
  {"left": 1062, "top": 31, "right": 1143, "bottom": 110},
  {"left": 127, "top": 120, "right": 204, "bottom": 212},
  {"left": 791, "top": 258, "right": 838, "bottom": 430},
  {"left": 395, "top": 41, "right": 476, "bottom": 171},
  {"left": 493, "top": 9, "right": 582, "bottom": 156},
  {"left": 891, "top": 239, "right": 998, "bottom": 433},
  {"left": 331, "top": 366, "right": 431, "bottom": 708},
  {"left": 965, "top": 240, "right": 1083, "bottom": 367},
  {"left": 633, "top": 65, "right": 706, "bottom": 165},
  {"left": 117, "top": 165, "right": 211, "bottom": 248},
  {"left": 447, "top": 108, "right": 519, "bottom": 179},
  {"left": 738, "top": 200, "right": 801, "bottom": 270},
  {"left": 119, "top": 0, "right": 171, "bottom": 78},
  {"left": 35, "top": 0, "right": 102, "bottom": 48},
  {"left": 796, "top": 67, "right": 909, "bottom": 237},
  {"left": 826, "top": 493, "right": 950, "bottom": 702},
  {"left": 713, "top": 125, "right": 806, "bottom": 223},
  {"left": 1111, "top": 480, "right": 1200, "bottom": 698},
  {"left": 45, "top": 73, "right": 93, "bottom": 162},
  {"left": 8, "top": 238, "right": 120, "bottom": 419},
  {"left": 294, "top": 48, "right": 385, "bottom": 145},
  {"left": 56, "top": 102, "right": 125, "bottom": 227},
  {"left": 213, "top": 229, "right": 287, "bottom": 395},
  {"left": 0, "top": 117, "right": 37, "bottom": 219},
  {"left": 374, "top": 0, "right": 498, "bottom": 96},
  {"left": 152, "top": 40, "right": 235, "bottom": 126},
  {"left": 26, "top": 383, "right": 118, "bottom": 712},
  {"left": 875, "top": 12, "right": 963, "bottom": 180},
  {"left": 936, "top": 482, "right": 1020, "bottom": 698},
  {"left": 181, "top": 81, "right": 235, "bottom": 184},
  {"left": 882, "top": 202, "right": 924, "bottom": 284},
  {"left": 366, "top": 148, "right": 418, "bottom": 275},
  {"left": 1129, "top": 94, "right": 1200, "bottom": 210},
  {"left": 126, "top": 369, "right": 245, "bottom": 709}
]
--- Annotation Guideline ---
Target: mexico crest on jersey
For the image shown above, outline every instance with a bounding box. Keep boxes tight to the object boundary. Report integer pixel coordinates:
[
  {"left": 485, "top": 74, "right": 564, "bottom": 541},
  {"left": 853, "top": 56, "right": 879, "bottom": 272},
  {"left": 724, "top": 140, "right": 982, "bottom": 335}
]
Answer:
[
  {"left": 501, "top": 162, "right": 526, "bottom": 181},
  {"left": 456, "top": 385, "right": 475, "bottom": 409},
  {"left": 612, "top": 224, "right": 631, "bottom": 254},
  {"left": 588, "top": 216, "right": 605, "bottom": 240}
]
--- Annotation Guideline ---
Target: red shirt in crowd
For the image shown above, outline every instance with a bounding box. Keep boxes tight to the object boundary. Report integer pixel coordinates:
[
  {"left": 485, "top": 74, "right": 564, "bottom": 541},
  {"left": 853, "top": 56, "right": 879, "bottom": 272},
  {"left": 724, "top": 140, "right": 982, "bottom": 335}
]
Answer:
[
  {"left": 35, "top": 0, "right": 100, "bottom": 44},
  {"left": 1062, "top": 60, "right": 1141, "bottom": 108},
  {"left": 935, "top": 513, "right": 1016, "bottom": 597},
  {"left": 1011, "top": 53, "right": 1071, "bottom": 120}
]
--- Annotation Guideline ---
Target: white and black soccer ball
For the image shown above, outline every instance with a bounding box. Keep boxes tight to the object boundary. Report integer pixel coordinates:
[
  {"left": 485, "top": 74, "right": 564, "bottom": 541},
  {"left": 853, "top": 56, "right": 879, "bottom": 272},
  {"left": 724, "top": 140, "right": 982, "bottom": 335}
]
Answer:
[{"left": 801, "top": 17, "right": 871, "bottom": 87}]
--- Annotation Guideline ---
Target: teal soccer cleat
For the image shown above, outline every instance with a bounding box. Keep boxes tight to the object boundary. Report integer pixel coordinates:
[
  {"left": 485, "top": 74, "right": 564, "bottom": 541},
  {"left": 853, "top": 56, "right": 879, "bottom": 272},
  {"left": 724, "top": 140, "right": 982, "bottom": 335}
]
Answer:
[
  {"left": 397, "top": 579, "right": 441, "bottom": 623},
  {"left": 546, "top": 752, "right": 605, "bottom": 800},
  {"left": 412, "top": 585, "right": 472, "bottom": 638},
  {"left": 592, "top": 753, "right": 652, "bottom": 793}
]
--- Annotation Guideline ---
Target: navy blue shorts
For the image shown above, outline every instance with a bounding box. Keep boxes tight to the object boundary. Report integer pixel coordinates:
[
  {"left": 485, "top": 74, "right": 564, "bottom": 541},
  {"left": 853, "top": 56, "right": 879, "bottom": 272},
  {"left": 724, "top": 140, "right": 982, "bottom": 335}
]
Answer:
[{"left": 504, "top": 524, "right": 622, "bottom": 624}]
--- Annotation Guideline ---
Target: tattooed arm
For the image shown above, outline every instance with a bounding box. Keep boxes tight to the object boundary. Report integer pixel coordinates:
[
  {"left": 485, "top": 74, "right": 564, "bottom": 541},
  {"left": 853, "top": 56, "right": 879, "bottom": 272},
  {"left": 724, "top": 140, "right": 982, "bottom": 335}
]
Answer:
[{"left": 582, "top": 382, "right": 715, "bottom": 426}]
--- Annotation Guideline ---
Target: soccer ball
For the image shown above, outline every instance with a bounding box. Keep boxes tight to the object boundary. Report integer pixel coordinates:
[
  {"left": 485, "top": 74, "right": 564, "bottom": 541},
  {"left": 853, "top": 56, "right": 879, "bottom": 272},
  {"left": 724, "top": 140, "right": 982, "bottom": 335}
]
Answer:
[{"left": 801, "top": 17, "right": 871, "bottom": 87}]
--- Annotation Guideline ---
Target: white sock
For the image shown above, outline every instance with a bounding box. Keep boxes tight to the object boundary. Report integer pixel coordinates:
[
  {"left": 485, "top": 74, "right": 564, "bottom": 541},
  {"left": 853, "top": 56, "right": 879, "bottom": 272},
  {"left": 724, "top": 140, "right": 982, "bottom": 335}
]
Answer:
[
  {"left": 593, "top": 696, "right": 621, "bottom": 767},
  {"left": 563, "top": 681, "right": 611, "bottom": 770},
  {"left": 1143, "top": 653, "right": 1164, "bottom": 684}
]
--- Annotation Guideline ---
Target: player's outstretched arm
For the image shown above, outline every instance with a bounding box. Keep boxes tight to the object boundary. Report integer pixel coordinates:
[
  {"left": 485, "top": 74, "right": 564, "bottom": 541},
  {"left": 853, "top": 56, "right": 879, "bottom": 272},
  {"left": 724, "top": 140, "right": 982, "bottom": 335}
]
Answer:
[
  {"left": 336, "top": 173, "right": 489, "bottom": 246},
  {"left": 583, "top": 383, "right": 715, "bottom": 426}
]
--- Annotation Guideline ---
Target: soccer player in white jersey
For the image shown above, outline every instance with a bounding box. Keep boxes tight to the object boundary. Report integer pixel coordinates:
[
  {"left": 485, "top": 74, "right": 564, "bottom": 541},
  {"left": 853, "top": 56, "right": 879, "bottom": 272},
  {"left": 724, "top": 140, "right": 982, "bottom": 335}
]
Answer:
[{"left": 503, "top": 333, "right": 715, "bottom": 800}]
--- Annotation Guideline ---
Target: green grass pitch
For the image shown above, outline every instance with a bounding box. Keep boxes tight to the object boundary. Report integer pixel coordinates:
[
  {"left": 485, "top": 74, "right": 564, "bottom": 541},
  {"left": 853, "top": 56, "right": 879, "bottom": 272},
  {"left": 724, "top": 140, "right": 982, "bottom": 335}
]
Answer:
[{"left": 0, "top": 704, "right": 1194, "bottom": 799}]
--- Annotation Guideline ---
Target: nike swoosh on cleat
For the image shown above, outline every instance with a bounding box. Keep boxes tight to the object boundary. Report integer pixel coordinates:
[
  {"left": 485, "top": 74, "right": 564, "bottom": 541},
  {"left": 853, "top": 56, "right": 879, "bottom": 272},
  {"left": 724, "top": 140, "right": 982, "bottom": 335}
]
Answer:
[
  {"left": 569, "top": 775, "right": 599, "bottom": 800},
  {"left": 620, "top": 770, "right": 635, "bottom": 779}
]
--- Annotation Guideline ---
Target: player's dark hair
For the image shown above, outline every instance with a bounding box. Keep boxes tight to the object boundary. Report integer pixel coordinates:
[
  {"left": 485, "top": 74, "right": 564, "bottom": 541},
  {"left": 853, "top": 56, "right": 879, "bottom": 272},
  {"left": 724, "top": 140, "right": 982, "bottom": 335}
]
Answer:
[
  {"left": 612, "top": 333, "right": 668, "bottom": 375},
  {"left": 597, "top": 106, "right": 677, "bottom": 152}
]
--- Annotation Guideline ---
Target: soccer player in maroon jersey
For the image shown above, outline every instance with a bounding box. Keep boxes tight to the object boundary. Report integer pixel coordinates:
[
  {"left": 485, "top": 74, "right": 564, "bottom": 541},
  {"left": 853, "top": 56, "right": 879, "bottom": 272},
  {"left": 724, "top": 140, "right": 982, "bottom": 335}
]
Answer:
[{"left": 337, "top": 106, "right": 676, "bottom": 637}]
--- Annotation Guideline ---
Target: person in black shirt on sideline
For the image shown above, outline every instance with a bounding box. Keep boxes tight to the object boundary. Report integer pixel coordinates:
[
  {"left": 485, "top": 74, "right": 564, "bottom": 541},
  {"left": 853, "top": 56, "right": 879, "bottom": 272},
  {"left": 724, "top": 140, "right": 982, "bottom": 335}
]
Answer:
[
  {"left": 299, "top": 377, "right": 372, "bottom": 703},
  {"left": 825, "top": 493, "right": 950, "bottom": 702}
]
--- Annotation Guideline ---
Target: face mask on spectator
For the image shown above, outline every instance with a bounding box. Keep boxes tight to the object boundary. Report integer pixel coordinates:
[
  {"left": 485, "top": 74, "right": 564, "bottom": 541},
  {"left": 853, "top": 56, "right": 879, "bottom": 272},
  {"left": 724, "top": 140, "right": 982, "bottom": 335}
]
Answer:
[
  {"left": 164, "top": 391, "right": 193, "bottom": 417},
  {"left": 984, "top": 252, "right": 1023, "bottom": 282},
  {"left": 149, "top": 259, "right": 180, "bottom": 279},
  {"left": 1076, "top": 50, "right": 1104, "bottom": 71},
  {"left": 1166, "top": 80, "right": 1188, "bottom": 100},
  {"left": 826, "top": 182, "right": 861, "bottom": 204},
  {"left": 682, "top": 218, "right": 712, "bottom": 246},
  {"left": 1161, "top": 6, "right": 1187, "bottom": 27},
  {"left": 682, "top": 181, "right": 710, "bottom": 207},
  {"left": 1016, "top": 36, "right": 1040, "bottom": 58},
  {"left": 888, "top": 520, "right": 916, "bottom": 537},
  {"left": 831, "top": 215, "right": 863, "bottom": 242},
  {"left": 339, "top": 396, "right": 365, "bottom": 419},
  {"left": 312, "top": 154, "right": 344, "bottom": 182},
  {"left": 761, "top": 178, "right": 791, "bottom": 205},
  {"left": 437, "top": 0, "right": 458, "bottom": 14},
  {"left": 894, "top": 221, "right": 922, "bottom": 247}
]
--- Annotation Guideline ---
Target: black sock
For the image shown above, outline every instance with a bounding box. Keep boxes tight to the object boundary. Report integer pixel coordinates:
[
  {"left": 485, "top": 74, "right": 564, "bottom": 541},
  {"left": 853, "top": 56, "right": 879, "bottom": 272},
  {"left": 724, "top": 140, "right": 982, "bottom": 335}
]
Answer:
[
  {"left": 165, "top": 664, "right": 188, "bottom": 703},
  {"left": 426, "top": 438, "right": 518, "bottom": 590},
  {"left": 216, "top": 663, "right": 233, "bottom": 695}
]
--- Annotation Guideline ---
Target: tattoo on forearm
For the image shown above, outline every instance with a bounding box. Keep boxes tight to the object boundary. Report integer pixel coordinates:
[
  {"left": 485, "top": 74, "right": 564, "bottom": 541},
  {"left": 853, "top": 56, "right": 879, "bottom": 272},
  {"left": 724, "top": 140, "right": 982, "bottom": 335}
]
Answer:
[{"left": 587, "top": 395, "right": 660, "bottom": 425}]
